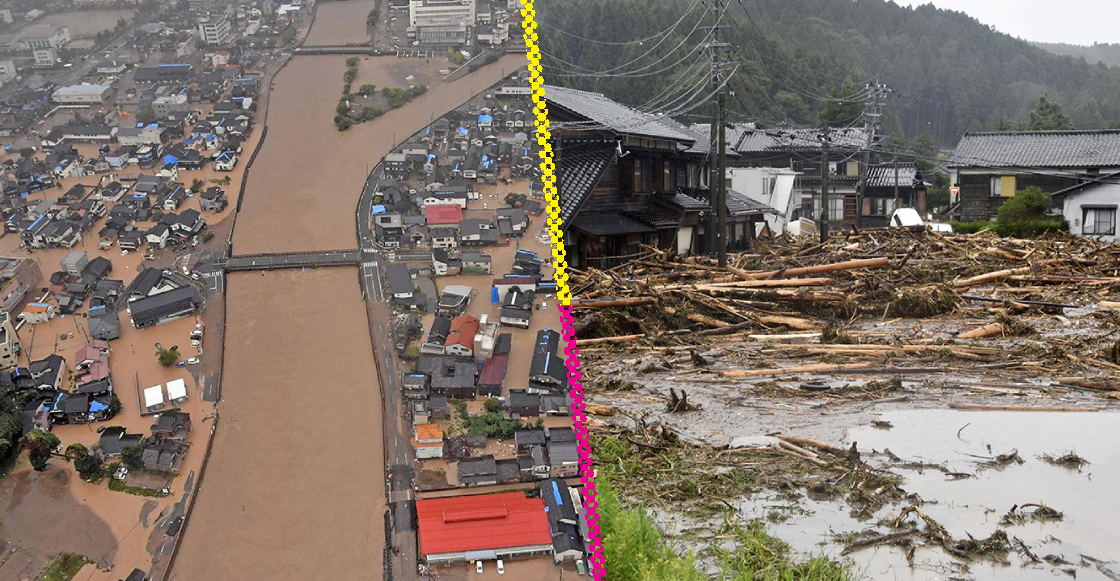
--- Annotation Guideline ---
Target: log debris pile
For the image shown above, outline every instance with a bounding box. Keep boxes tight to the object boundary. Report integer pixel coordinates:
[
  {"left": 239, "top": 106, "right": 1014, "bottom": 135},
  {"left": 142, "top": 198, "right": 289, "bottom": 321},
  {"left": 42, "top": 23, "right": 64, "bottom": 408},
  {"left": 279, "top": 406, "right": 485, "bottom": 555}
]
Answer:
[{"left": 570, "top": 231, "right": 1120, "bottom": 394}]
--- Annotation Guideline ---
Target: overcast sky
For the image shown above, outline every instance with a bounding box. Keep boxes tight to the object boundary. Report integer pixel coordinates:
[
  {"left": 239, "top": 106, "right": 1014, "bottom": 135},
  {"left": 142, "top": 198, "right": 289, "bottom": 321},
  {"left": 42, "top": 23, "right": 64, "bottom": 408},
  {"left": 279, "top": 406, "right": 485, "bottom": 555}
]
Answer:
[{"left": 898, "top": 1, "right": 1118, "bottom": 45}]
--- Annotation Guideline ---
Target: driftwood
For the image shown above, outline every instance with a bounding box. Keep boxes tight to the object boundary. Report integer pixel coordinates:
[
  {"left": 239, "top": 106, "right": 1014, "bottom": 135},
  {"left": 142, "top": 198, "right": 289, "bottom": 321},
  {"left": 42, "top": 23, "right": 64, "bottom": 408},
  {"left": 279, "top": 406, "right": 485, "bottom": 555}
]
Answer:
[
  {"left": 774, "top": 447, "right": 828, "bottom": 466},
  {"left": 718, "top": 362, "right": 875, "bottom": 378},
  {"left": 775, "top": 435, "right": 847, "bottom": 455},
  {"left": 959, "top": 322, "right": 1004, "bottom": 339},
  {"left": 842, "top": 529, "right": 920, "bottom": 555},
  {"left": 570, "top": 297, "right": 657, "bottom": 309},
  {"left": 953, "top": 267, "right": 1033, "bottom": 288},
  {"left": 745, "top": 257, "right": 889, "bottom": 280}
]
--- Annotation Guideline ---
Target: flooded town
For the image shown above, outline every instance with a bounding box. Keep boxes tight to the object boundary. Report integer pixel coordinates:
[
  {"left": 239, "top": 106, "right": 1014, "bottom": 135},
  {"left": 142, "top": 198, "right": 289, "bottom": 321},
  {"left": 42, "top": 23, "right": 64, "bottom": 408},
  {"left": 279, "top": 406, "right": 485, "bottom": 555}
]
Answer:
[
  {"left": 0, "top": 0, "right": 590, "bottom": 580},
  {"left": 2, "top": 0, "right": 1120, "bottom": 581}
]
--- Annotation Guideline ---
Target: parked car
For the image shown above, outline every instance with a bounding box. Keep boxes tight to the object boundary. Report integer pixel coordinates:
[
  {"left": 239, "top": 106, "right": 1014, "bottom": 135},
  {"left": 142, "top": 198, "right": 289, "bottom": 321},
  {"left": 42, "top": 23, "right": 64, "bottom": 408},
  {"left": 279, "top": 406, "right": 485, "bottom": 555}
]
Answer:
[
  {"left": 496, "top": 560, "right": 505, "bottom": 575},
  {"left": 176, "top": 361, "right": 186, "bottom": 368},
  {"left": 187, "top": 357, "right": 200, "bottom": 365},
  {"left": 475, "top": 561, "right": 483, "bottom": 574}
]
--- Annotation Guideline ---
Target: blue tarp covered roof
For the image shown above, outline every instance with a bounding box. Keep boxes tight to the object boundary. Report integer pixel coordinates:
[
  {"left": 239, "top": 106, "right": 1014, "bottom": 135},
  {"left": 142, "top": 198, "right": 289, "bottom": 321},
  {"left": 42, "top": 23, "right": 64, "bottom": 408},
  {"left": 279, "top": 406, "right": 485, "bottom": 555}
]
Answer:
[
  {"left": 90, "top": 400, "right": 109, "bottom": 413},
  {"left": 371, "top": 204, "right": 386, "bottom": 214}
]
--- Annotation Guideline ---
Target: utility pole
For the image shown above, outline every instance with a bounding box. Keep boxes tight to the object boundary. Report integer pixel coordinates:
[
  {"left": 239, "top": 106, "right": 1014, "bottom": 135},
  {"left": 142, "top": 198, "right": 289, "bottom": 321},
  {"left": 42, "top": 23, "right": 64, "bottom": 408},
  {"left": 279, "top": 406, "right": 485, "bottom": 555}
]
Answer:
[
  {"left": 893, "top": 153, "right": 900, "bottom": 214},
  {"left": 705, "top": 0, "right": 729, "bottom": 264},
  {"left": 855, "top": 79, "right": 885, "bottom": 229},
  {"left": 819, "top": 127, "right": 831, "bottom": 244}
]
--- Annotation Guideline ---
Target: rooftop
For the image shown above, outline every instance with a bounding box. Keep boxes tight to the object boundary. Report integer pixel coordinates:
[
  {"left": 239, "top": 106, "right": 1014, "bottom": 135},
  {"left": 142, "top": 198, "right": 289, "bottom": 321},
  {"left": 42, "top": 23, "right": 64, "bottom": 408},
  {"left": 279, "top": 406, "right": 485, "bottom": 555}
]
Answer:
[
  {"left": 416, "top": 492, "right": 552, "bottom": 556},
  {"left": 949, "top": 130, "right": 1120, "bottom": 169}
]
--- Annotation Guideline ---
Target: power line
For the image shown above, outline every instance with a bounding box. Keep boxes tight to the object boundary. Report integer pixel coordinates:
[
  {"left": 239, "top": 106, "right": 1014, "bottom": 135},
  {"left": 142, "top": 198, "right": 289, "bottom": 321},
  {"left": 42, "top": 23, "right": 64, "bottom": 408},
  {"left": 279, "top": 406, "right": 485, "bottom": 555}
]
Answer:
[{"left": 536, "top": 0, "right": 704, "bottom": 46}]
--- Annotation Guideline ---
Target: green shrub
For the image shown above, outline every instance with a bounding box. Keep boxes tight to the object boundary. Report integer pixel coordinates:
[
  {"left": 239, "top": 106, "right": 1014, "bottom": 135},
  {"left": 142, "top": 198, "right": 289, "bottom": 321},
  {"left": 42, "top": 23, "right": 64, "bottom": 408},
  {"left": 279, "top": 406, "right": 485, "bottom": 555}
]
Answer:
[
  {"left": 998, "top": 186, "right": 1054, "bottom": 223},
  {"left": 950, "top": 220, "right": 1068, "bottom": 238}
]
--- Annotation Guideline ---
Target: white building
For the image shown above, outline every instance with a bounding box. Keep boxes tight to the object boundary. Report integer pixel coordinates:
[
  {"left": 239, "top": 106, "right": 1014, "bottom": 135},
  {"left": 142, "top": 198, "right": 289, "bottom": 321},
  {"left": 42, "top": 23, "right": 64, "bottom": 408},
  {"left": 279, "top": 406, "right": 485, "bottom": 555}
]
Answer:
[
  {"left": 52, "top": 84, "right": 113, "bottom": 104},
  {"left": 118, "top": 124, "right": 165, "bottom": 147},
  {"left": 409, "top": 0, "right": 475, "bottom": 27},
  {"left": 33, "top": 48, "right": 57, "bottom": 68},
  {"left": 1053, "top": 179, "right": 1120, "bottom": 243},
  {"left": 153, "top": 94, "right": 189, "bottom": 117},
  {"left": 0, "top": 60, "right": 15, "bottom": 84},
  {"left": 17, "top": 24, "right": 70, "bottom": 50},
  {"left": 198, "top": 16, "right": 232, "bottom": 46},
  {"left": 0, "top": 9, "right": 13, "bottom": 25},
  {"left": 726, "top": 167, "right": 801, "bottom": 236}
]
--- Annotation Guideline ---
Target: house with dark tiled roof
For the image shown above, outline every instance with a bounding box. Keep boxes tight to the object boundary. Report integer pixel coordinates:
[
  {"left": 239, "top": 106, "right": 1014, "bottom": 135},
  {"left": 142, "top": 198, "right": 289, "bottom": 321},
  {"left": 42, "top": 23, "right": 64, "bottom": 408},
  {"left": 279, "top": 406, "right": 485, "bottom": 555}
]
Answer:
[
  {"left": 948, "top": 130, "right": 1120, "bottom": 222},
  {"left": 546, "top": 85, "right": 775, "bottom": 267}
]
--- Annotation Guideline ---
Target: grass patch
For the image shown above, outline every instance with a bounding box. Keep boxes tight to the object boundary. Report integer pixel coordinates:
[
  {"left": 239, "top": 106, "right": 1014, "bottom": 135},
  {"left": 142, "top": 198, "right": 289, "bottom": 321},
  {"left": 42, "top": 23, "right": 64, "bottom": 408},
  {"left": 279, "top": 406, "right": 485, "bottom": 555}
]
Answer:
[
  {"left": 38, "top": 553, "right": 91, "bottom": 581},
  {"left": 108, "top": 478, "right": 167, "bottom": 498}
]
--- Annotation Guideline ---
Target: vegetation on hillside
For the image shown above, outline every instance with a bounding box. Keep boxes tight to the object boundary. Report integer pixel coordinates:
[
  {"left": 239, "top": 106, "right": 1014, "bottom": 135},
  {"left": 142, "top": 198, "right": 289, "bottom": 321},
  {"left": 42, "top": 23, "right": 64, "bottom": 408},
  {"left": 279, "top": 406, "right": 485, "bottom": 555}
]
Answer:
[{"left": 538, "top": 0, "right": 1120, "bottom": 143}]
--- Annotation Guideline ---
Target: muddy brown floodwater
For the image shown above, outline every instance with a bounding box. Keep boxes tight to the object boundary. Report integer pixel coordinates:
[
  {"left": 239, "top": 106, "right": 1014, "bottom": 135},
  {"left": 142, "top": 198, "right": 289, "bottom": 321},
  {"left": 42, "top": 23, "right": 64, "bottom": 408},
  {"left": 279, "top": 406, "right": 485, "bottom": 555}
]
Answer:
[
  {"left": 303, "top": 0, "right": 376, "bottom": 47},
  {"left": 231, "top": 52, "right": 526, "bottom": 255},
  {"left": 172, "top": 269, "right": 385, "bottom": 581}
]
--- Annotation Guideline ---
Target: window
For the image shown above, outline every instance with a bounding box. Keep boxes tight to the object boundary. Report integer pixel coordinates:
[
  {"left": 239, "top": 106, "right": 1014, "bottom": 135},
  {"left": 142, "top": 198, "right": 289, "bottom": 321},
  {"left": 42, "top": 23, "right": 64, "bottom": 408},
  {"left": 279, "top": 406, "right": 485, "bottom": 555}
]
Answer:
[
  {"left": 664, "top": 162, "right": 672, "bottom": 191},
  {"left": 991, "top": 175, "right": 1015, "bottom": 197},
  {"left": 632, "top": 158, "right": 654, "bottom": 193},
  {"left": 1083, "top": 206, "right": 1117, "bottom": 236},
  {"left": 829, "top": 197, "right": 844, "bottom": 221}
]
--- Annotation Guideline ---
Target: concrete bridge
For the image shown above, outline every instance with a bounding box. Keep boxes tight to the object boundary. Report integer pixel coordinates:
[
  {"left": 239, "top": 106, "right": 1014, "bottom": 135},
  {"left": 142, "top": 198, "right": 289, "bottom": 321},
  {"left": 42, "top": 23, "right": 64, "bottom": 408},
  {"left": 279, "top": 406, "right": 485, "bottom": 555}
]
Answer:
[
  {"left": 224, "top": 250, "right": 362, "bottom": 271},
  {"left": 294, "top": 45, "right": 380, "bottom": 55}
]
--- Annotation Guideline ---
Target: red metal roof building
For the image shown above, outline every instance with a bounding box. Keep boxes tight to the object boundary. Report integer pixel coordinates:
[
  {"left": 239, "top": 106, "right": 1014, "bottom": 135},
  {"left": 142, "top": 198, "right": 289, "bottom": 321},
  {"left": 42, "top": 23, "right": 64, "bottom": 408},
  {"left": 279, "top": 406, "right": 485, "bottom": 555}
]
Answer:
[
  {"left": 417, "top": 491, "right": 554, "bottom": 564},
  {"left": 425, "top": 204, "right": 463, "bottom": 226}
]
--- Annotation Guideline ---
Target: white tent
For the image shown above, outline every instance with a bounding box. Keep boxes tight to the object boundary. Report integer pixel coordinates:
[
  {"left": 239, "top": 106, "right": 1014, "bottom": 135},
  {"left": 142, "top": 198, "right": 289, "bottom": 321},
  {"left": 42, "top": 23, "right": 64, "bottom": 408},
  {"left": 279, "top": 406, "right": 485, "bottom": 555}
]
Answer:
[
  {"left": 144, "top": 385, "right": 164, "bottom": 411},
  {"left": 167, "top": 378, "right": 187, "bottom": 404}
]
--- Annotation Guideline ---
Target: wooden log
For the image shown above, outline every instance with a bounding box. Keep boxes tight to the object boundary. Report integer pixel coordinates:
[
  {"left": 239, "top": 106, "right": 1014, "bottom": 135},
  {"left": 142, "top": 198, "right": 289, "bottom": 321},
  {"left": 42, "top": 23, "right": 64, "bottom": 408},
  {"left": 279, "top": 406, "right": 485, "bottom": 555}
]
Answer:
[
  {"left": 746, "top": 257, "right": 889, "bottom": 280},
  {"left": 687, "top": 313, "right": 730, "bottom": 328},
  {"left": 953, "top": 266, "right": 1032, "bottom": 288},
  {"left": 694, "top": 277, "right": 835, "bottom": 290},
  {"left": 570, "top": 296, "right": 657, "bottom": 309},
  {"left": 778, "top": 440, "right": 820, "bottom": 459},
  {"left": 959, "top": 322, "right": 1004, "bottom": 339},
  {"left": 949, "top": 404, "right": 1099, "bottom": 412},
  {"left": 575, "top": 334, "right": 646, "bottom": 346},
  {"left": 775, "top": 435, "right": 847, "bottom": 455},
  {"left": 773, "top": 447, "right": 828, "bottom": 466},
  {"left": 719, "top": 362, "right": 875, "bottom": 377},
  {"left": 1099, "top": 301, "right": 1120, "bottom": 309},
  {"left": 757, "top": 315, "right": 820, "bottom": 331}
]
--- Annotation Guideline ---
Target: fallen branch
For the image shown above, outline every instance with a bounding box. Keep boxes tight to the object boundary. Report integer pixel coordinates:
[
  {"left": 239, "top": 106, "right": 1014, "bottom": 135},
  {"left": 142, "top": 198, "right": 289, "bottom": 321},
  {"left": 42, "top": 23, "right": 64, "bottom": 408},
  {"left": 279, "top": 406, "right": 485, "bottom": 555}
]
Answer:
[{"left": 842, "top": 529, "right": 920, "bottom": 555}]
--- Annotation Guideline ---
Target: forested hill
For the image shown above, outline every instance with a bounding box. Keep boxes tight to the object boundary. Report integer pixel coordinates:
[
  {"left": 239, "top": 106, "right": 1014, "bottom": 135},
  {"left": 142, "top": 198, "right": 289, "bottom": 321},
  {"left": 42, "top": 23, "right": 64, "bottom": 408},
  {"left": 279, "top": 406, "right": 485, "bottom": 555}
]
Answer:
[
  {"left": 537, "top": 0, "right": 1120, "bottom": 144},
  {"left": 1033, "top": 42, "right": 1120, "bottom": 69}
]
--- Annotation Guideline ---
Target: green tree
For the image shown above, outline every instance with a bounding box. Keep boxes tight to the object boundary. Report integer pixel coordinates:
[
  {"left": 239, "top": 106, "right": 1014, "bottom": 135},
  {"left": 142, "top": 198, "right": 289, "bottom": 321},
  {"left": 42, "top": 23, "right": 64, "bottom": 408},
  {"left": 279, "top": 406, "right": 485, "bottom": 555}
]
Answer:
[
  {"left": 0, "top": 413, "right": 21, "bottom": 460},
  {"left": 346, "top": 57, "right": 360, "bottom": 67},
  {"left": 191, "top": 178, "right": 205, "bottom": 193},
  {"left": 818, "top": 81, "right": 864, "bottom": 128},
  {"left": 335, "top": 115, "right": 354, "bottom": 131},
  {"left": 998, "top": 186, "right": 1054, "bottom": 223},
  {"left": 157, "top": 347, "right": 180, "bottom": 367},
  {"left": 65, "top": 442, "right": 88, "bottom": 461},
  {"left": 21, "top": 430, "right": 61, "bottom": 471},
  {"left": 121, "top": 442, "right": 146, "bottom": 471},
  {"left": 1028, "top": 95, "right": 1074, "bottom": 131},
  {"left": 357, "top": 84, "right": 376, "bottom": 96},
  {"left": 67, "top": 443, "right": 105, "bottom": 482}
]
